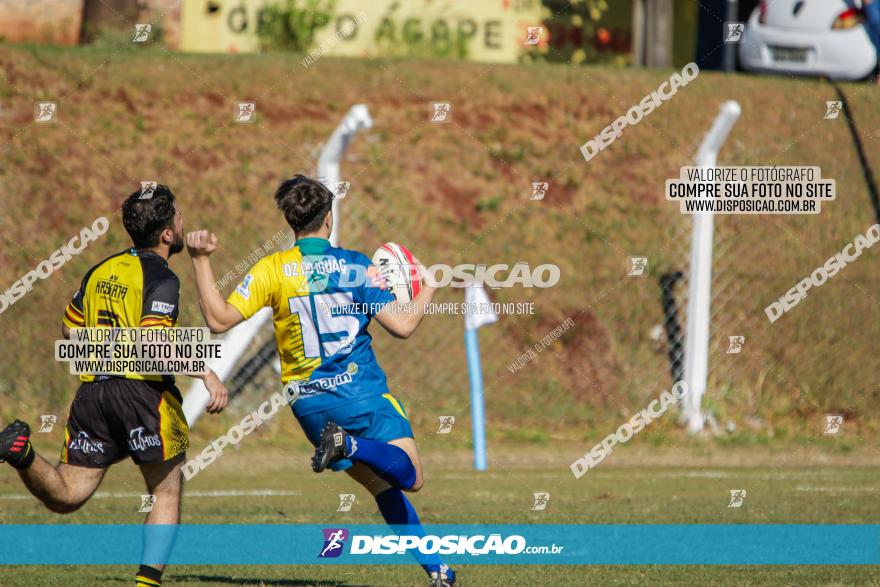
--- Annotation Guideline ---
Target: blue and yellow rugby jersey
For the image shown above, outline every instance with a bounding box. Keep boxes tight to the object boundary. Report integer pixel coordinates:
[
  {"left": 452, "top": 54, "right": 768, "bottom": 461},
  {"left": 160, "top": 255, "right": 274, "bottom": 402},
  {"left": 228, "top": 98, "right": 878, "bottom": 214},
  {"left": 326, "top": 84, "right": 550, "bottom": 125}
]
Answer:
[
  {"left": 226, "top": 237, "right": 396, "bottom": 417},
  {"left": 62, "top": 248, "right": 180, "bottom": 383}
]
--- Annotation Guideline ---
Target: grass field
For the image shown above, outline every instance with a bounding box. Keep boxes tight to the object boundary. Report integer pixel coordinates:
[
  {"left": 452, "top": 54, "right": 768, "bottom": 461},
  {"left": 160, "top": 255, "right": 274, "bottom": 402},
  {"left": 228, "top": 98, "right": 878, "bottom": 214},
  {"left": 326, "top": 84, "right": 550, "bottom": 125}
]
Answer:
[{"left": 1, "top": 439, "right": 879, "bottom": 586}]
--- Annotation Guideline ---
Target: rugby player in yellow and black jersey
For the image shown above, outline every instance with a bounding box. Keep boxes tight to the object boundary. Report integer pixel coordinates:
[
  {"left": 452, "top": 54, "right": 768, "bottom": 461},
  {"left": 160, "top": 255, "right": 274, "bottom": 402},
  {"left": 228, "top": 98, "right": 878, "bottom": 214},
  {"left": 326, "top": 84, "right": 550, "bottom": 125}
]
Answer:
[{"left": 0, "top": 185, "right": 229, "bottom": 587}]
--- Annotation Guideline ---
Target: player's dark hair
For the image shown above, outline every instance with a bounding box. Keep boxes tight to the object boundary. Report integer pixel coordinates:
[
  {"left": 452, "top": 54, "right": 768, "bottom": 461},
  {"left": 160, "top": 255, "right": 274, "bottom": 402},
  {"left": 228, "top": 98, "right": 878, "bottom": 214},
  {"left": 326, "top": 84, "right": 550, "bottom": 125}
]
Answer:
[
  {"left": 274, "top": 175, "right": 334, "bottom": 234},
  {"left": 122, "top": 184, "right": 177, "bottom": 248}
]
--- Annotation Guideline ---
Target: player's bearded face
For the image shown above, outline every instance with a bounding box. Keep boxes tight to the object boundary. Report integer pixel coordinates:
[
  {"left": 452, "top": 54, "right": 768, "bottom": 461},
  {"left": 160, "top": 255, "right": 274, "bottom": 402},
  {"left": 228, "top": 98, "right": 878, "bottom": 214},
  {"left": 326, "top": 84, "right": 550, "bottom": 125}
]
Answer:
[
  {"left": 169, "top": 210, "right": 184, "bottom": 255},
  {"left": 169, "top": 229, "right": 184, "bottom": 255}
]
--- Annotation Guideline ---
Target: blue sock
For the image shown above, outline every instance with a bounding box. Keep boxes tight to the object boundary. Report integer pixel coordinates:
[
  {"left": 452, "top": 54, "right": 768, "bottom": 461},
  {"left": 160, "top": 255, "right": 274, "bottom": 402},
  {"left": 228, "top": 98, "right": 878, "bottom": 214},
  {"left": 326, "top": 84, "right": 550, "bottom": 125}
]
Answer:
[
  {"left": 375, "top": 488, "right": 453, "bottom": 581},
  {"left": 345, "top": 435, "right": 416, "bottom": 490}
]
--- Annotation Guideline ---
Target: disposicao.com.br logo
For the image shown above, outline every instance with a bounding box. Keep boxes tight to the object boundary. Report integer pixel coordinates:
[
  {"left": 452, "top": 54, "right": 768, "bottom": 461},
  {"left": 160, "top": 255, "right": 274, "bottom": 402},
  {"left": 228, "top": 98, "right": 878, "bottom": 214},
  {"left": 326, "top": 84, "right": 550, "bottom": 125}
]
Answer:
[
  {"left": 319, "top": 528, "right": 564, "bottom": 557},
  {"left": 318, "top": 528, "right": 350, "bottom": 558}
]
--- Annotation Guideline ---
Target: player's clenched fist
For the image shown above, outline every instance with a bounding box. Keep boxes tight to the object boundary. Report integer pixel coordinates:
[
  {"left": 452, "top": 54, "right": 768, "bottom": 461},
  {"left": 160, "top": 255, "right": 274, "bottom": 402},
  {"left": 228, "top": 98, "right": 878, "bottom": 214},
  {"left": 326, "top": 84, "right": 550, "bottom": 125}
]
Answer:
[{"left": 186, "top": 230, "right": 218, "bottom": 258}]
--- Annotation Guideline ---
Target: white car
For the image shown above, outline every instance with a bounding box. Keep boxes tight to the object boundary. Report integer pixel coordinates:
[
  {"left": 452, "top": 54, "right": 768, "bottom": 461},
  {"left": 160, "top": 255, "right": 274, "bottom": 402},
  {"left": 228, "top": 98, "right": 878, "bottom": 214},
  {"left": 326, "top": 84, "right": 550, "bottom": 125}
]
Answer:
[{"left": 739, "top": 0, "right": 877, "bottom": 80}]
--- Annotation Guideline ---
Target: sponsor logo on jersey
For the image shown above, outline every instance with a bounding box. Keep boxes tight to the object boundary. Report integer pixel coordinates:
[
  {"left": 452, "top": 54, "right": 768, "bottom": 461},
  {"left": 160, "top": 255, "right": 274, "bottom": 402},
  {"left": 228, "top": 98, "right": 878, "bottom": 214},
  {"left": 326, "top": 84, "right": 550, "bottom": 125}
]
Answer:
[
  {"left": 293, "top": 372, "right": 353, "bottom": 397},
  {"left": 236, "top": 274, "right": 253, "bottom": 299},
  {"left": 94, "top": 280, "right": 129, "bottom": 299},
  {"left": 151, "top": 300, "right": 175, "bottom": 314}
]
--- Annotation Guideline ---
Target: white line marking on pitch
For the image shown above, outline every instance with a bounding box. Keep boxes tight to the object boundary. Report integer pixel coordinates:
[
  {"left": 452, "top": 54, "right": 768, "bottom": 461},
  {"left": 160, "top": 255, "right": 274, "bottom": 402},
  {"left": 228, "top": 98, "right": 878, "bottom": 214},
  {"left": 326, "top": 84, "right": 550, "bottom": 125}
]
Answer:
[
  {"left": 0, "top": 489, "right": 301, "bottom": 500},
  {"left": 795, "top": 486, "right": 879, "bottom": 492}
]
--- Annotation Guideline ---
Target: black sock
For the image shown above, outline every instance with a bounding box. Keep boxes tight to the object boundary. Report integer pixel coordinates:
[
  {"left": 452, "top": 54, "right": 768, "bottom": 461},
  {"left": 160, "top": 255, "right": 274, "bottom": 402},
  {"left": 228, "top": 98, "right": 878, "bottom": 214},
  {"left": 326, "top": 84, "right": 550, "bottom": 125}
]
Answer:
[{"left": 135, "top": 564, "right": 162, "bottom": 587}]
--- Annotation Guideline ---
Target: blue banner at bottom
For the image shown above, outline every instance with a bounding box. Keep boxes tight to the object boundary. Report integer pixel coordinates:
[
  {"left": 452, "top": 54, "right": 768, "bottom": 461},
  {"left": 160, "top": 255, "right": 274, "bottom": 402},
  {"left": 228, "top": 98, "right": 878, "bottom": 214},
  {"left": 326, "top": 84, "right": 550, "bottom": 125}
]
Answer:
[{"left": 0, "top": 525, "right": 877, "bottom": 565}]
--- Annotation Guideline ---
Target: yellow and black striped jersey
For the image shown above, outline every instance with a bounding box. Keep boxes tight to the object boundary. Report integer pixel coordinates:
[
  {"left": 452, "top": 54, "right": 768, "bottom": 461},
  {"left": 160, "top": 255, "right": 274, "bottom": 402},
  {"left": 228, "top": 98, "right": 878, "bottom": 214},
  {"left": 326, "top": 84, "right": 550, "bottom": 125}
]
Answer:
[{"left": 62, "top": 248, "right": 180, "bottom": 382}]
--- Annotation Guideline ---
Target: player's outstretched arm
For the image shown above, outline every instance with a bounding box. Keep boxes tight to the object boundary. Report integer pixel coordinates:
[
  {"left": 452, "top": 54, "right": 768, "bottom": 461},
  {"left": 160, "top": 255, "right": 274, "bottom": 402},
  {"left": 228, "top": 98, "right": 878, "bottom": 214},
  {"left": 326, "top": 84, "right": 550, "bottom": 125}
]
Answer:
[
  {"left": 199, "top": 369, "right": 229, "bottom": 414},
  {"left": 374, "top": 255, "right": 436, "bottom": 339},
  {"left": 186, "top": 230, "right": 245, "bottom": 334},
  {"left": 178, "top": 366, "right": 229, "bottom": 414}
]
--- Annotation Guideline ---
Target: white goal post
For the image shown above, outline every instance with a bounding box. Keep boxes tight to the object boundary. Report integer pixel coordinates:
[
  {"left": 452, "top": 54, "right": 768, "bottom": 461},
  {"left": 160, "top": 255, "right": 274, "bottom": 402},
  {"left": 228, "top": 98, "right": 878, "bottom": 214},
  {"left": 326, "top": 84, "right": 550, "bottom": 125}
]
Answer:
[
  {"left": 682, "top": 100, "right": 741, "bottom": 434},
  {"left": 319, "top": 104, "right": 373, "bottom": 247}
]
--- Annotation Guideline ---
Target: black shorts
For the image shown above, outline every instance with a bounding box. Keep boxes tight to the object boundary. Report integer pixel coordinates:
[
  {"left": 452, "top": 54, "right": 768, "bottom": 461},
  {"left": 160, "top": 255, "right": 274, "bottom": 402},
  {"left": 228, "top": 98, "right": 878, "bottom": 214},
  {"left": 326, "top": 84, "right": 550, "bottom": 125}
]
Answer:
[{"left": 61, "top": 378, "right": 189, "bottom": 468}]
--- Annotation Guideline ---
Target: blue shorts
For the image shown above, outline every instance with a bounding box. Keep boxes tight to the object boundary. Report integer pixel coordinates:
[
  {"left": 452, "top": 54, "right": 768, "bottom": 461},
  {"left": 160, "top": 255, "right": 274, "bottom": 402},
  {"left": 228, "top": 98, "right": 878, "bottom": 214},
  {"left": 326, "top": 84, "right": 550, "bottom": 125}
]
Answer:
[{"left": 295, "top": 393, "right": 414, "bottom": 472}]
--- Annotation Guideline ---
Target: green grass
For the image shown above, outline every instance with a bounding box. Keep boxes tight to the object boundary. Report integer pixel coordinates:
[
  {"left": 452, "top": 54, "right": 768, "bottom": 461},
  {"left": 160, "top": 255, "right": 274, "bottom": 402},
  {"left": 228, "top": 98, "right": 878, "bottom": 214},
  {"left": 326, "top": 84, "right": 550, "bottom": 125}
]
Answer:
[{"left": 1, "top": 441, "right": 879, "bottom": 585}]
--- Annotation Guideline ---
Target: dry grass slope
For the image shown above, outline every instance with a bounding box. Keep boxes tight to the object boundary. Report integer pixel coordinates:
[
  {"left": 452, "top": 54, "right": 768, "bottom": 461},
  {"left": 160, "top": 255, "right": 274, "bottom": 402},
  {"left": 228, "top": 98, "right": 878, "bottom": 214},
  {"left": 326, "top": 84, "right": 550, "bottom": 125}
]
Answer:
[{"left": 0, "top": 43, "right": 879, "bottom": 446}]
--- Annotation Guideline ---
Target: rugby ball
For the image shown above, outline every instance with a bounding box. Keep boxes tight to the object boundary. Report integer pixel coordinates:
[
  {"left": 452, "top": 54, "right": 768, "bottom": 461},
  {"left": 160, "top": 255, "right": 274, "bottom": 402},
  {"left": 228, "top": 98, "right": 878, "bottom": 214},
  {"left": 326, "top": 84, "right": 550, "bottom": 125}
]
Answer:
[{"left": 371, "top": 242, "right": 422, "bottom": 303}]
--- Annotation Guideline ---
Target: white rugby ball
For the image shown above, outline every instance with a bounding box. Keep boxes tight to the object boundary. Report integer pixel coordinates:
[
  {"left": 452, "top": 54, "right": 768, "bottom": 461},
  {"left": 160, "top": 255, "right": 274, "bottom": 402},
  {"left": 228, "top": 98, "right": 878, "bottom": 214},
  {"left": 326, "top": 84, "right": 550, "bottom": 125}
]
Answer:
[{"left": 371, "top": 242, "right": 422, "bottom": 303}]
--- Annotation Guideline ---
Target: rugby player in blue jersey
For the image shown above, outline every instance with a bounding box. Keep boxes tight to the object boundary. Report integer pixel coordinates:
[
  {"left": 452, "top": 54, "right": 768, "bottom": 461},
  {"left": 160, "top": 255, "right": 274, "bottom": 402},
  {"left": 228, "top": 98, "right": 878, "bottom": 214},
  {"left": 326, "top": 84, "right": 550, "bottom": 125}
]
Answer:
[{"left": 185, "top": 175, "right": 457, "bottom": 587}]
